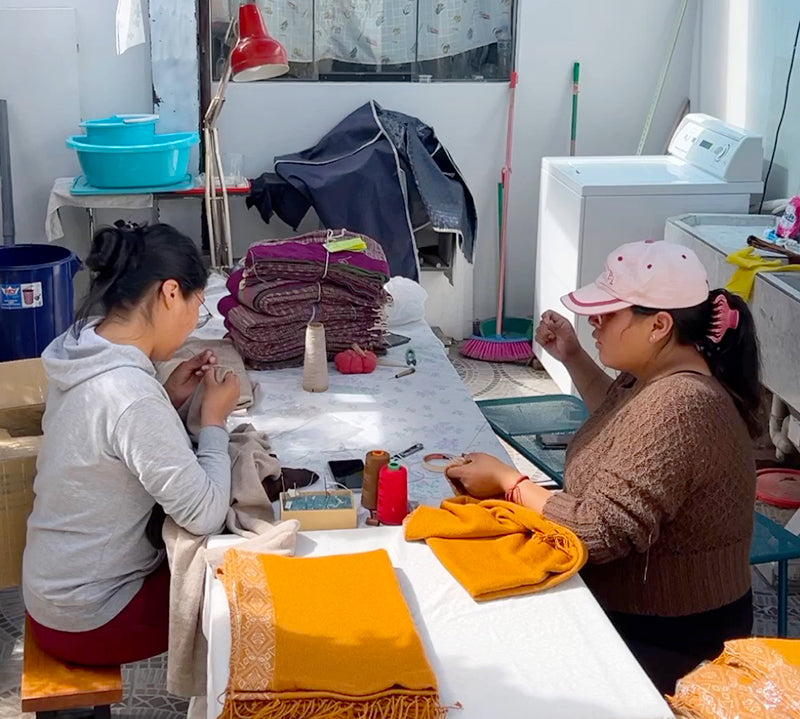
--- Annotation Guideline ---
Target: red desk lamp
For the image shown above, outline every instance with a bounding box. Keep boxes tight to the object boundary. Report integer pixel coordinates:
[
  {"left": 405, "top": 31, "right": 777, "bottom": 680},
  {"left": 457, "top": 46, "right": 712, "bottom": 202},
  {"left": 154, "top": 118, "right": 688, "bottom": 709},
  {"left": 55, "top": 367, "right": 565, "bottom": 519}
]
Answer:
[{"left": 204, "top": 1, "right": 289, "bottom": 269}]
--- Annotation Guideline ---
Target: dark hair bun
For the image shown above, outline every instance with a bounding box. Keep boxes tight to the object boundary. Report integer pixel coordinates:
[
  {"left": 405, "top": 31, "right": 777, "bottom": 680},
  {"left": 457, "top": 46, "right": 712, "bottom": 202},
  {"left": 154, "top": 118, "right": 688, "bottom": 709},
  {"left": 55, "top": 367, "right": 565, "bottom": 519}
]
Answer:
[
  {"left": 85, "top": 223, "right": 142, "bottom": 280},
  {"left": 73, "top": 222, "right": 207, "bottom": 337}
]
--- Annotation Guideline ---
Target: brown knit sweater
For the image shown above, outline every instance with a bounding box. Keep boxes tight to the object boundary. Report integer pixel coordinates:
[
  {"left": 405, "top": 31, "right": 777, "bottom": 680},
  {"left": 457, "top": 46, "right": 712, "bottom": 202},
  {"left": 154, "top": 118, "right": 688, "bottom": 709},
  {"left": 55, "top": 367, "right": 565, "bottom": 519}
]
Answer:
[{"left": 543, "top": 372, "right": 755, "bottom": 617}]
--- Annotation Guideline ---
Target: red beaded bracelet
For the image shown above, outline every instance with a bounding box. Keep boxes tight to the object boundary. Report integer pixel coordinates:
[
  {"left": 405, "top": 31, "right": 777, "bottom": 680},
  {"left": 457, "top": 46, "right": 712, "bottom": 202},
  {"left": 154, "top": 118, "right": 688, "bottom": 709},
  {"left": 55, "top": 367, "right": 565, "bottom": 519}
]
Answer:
[{"left": 504, "top": 475, "right": 530, "bottom": 503}]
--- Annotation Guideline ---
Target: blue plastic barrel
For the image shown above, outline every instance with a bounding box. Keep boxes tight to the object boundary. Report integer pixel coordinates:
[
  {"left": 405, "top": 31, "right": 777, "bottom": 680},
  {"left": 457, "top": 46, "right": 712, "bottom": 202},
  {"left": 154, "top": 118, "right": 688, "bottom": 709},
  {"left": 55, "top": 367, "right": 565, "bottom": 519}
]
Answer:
[{"left": 0, "top": 245, "right": 81, "bottom": 361}]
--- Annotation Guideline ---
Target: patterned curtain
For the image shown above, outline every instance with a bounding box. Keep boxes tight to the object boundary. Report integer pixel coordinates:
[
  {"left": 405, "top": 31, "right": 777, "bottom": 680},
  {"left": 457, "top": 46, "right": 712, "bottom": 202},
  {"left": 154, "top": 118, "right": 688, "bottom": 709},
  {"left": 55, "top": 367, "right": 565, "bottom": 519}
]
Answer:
[{"left": 254, "top": 0, "right": 513, "bottom": 66}]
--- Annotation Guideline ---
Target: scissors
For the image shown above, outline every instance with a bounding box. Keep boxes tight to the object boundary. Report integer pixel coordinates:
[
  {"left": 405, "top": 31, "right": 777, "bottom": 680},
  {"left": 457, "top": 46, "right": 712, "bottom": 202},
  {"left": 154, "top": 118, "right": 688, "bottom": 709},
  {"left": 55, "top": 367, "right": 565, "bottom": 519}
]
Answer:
[{"left": 377, "top": 347, "right": 418, "bottom": 370}]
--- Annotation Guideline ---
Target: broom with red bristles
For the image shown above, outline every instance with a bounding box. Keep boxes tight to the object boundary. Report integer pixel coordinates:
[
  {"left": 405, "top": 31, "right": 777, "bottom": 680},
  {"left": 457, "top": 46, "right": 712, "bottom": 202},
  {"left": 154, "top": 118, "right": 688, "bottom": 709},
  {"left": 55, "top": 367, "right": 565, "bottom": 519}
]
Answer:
[{"left": 461, "top": 71, "right": 533, "bottom": 362}]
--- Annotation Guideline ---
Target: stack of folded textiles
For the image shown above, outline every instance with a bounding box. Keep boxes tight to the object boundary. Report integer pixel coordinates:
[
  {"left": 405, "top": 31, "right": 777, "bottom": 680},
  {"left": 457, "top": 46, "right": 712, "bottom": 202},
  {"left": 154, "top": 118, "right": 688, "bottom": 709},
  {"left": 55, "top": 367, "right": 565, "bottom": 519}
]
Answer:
[
  {"left": 669, "top": 637, "right": 800, "bottom": 718},
  {"left": 218, "top": 230, "right": 390, "bottom": 369},
  {"left": 219, "top": 548, "right": 446, "bottom": 719}
]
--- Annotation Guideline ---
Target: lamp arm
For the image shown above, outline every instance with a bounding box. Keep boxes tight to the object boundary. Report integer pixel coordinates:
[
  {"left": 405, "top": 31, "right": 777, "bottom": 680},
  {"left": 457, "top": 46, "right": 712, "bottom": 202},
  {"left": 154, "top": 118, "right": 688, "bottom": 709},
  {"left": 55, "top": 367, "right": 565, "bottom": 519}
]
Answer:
[
  {"left": 204, "top": 12, "right": 237, "bottom": 128},
  {"left": 204, "top": 58, "right": 231, "bottom": 128}
]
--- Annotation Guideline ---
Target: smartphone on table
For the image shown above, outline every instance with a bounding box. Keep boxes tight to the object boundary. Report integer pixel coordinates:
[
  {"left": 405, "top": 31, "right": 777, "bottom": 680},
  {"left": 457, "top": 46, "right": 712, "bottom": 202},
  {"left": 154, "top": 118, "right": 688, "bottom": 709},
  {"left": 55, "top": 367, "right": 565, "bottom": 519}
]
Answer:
[
  {"left": 327, "top": 459, "right": 365, "bottom": 490},
  {"left": 535, "top": 432, "right": 575, "bottom": 450},
  {"left": 384, "top": 332, "right": 411, "bottom": 348}
]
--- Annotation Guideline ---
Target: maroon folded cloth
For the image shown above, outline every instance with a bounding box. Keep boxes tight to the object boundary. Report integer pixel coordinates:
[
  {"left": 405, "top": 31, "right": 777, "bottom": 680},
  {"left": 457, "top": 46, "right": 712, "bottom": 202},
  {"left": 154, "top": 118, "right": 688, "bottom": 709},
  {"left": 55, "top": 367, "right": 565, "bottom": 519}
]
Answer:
[
  {"left": 226, "top": 303, "right": 382, "bottom": 338},
  {"left": 226, "top": 324, "right": 384, "bottom": 368},
  {"left": 243, "top": 230, "right": 390, "bottom": 277},
  {"left": 240, "top": 280, "right": 385, "bottom": 316},
  {"left": 217, "top": 230, "right": 390, "bottom": 369}
]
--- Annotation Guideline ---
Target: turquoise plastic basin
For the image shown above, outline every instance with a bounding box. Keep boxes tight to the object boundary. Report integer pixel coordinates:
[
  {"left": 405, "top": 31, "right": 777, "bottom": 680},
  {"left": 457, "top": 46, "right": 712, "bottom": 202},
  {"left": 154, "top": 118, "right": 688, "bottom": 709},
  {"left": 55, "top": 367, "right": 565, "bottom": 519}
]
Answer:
[{"left": 66, "top": 132, "right": 199, "bottom": 189}]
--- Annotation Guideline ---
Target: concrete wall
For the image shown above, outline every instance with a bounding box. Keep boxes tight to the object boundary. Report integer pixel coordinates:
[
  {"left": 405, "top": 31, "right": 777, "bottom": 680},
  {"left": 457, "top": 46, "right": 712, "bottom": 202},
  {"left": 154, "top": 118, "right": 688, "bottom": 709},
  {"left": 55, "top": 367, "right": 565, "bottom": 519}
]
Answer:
[
  {"left": 695, "top": 0, "right": 800, "bottom": 201},
  {"left": 1, "top": 0, "right": 698, "bottom": 336},
  {"left": 217, "top": 81, "right": 506, "bottom": 338},
  {"left": 507, "top": 0, "right": 697, "bottom": 323},
  {"left": 0, "top": 0, "right": 154, "bottom": 298},
  {"left": 216, "top": 0, "right": 698, "bottom": 336}
]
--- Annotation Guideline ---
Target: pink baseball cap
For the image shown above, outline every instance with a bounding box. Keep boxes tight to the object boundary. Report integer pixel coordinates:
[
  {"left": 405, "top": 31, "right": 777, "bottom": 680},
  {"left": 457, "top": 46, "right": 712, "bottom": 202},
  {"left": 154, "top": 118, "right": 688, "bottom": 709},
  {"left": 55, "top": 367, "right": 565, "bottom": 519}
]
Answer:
[{"left": 561, "top": 240, "right": 710, "bottom": 316}]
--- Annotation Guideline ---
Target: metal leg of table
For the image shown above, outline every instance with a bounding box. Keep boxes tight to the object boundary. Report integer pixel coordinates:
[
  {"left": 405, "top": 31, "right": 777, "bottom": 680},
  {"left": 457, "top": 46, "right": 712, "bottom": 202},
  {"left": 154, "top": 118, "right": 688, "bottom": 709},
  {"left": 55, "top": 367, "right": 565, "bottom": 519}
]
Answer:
[
  {"left": 778, "top": 559, "right": 788, "bottom": 638},
  {"left": 86, "top": 208, "right": 95, "bottom": 241}
]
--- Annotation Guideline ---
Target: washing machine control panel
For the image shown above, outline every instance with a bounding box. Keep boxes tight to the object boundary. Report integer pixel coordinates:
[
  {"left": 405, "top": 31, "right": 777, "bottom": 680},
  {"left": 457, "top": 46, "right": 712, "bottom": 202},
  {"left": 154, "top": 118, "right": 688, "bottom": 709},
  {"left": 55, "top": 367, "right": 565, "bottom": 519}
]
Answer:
[{"left": 668, "top": 113, "right": 763, "bottom": 183}]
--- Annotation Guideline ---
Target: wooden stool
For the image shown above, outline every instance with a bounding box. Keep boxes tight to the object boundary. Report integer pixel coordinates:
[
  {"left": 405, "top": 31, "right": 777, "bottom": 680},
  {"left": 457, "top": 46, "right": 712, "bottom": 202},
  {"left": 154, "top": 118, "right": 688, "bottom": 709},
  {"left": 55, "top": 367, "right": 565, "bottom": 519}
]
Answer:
[{"left": 21, "top": 618, "right": 123, "bottom": 718}]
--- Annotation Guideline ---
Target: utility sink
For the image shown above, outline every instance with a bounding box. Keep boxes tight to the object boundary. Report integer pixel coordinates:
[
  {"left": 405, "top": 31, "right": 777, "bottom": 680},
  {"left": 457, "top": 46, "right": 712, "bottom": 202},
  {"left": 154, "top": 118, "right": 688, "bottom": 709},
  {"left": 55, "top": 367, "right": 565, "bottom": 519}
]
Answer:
[
  {"left": 666, "top": 214, "right": 800, "bottom": 412},
  {"left": 773, "top": 271, "right": 800, "bottom": 296}
]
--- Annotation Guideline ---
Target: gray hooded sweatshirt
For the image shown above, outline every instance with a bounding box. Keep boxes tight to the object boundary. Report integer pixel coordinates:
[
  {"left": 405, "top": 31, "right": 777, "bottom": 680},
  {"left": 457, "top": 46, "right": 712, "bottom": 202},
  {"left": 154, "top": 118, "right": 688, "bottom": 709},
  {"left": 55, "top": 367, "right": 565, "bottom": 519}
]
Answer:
[{"left": 22, "top": 325, "right": 231, "bottom": 632}]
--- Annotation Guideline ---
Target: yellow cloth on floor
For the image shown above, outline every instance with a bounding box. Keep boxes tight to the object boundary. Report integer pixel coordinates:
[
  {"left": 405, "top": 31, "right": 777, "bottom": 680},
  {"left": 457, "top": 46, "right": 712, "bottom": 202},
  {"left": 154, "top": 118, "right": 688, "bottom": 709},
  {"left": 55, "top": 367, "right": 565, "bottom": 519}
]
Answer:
[
  {"left": 218, "top": 548, "right": 445, "bottom": 719},
  {"left": 404, "top": 496, "right": 587, "bottom": 601},
  {"left": 725, "top": 247, "right": 800, "bottom": 301},
  {"left": 669, "top": 637, "right": 800, "bottom": 719}
]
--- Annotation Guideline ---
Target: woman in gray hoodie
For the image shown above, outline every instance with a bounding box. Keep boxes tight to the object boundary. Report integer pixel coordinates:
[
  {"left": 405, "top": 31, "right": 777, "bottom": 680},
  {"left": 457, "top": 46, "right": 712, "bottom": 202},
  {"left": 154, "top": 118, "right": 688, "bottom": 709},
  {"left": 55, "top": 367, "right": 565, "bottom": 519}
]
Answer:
[{"left": 23, "top": 223, "right": 240, "bottom": 666}]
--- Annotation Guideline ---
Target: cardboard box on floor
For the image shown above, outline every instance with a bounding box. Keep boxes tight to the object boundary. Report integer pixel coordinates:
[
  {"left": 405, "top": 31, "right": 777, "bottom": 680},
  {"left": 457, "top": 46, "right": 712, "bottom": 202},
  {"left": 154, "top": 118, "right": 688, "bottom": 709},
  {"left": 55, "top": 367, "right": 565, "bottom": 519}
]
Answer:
[{"left": 0, "top": 358, "right": 46, "bottom": 589}]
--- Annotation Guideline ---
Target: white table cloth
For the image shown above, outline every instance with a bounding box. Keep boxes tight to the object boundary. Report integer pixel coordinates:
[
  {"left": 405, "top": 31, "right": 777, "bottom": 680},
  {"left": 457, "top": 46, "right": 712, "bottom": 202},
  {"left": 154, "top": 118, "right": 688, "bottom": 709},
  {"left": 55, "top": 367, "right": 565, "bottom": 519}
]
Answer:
[
  {"left": 204, "top": 529, "right": 672, "bottom": 719},
  {"left": 198, "top": 274, "right": 673, "bottom": 719},
  {"left": 196, "top": 273, "right": 555, "bottom": 511}
]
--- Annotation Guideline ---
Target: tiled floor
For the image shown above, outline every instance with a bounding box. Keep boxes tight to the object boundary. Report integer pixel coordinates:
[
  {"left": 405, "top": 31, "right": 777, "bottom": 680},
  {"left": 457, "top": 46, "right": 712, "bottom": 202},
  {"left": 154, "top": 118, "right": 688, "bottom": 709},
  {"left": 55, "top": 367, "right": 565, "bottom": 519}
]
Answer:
[{"left": 1, "top": 349, "right": 797, "bottom": 718}]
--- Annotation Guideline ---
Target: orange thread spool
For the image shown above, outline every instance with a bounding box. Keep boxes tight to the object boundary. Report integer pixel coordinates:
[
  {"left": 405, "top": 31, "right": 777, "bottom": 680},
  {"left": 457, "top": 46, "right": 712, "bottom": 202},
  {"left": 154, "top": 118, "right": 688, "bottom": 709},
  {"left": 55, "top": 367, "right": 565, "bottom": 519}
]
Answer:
[
  {"left": 377, "top": 461, "right": 408, "bottom": 525},
  {"left": 362, "top": 449, "right": 390, "bottom": 510}
]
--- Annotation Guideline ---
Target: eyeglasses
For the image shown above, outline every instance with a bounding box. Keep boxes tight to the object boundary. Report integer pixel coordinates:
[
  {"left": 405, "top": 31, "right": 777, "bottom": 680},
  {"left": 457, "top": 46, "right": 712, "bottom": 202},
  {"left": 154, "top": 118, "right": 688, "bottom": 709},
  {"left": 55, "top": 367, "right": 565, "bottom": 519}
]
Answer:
[{"left": 196, "top": 300, "right": 213, "bottom": 329}]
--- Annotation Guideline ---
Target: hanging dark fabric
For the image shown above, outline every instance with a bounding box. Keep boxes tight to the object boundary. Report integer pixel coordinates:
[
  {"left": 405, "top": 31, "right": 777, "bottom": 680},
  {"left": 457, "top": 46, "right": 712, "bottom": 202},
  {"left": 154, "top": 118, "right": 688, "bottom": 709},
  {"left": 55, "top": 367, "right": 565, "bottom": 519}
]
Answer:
[{"left": 246, "top": 101, "right": 477, "bottom": 280}]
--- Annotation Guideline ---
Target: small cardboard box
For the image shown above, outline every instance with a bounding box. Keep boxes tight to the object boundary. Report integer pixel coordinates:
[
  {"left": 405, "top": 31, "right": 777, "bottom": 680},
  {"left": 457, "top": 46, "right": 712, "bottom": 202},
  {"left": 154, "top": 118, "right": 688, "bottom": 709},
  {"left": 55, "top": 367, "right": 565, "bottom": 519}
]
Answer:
[
  {"left": 0, "top": 358, "right": 47, "bottom": 589},
  {"left": 279, "top": 489, "right": 358, "bottom": 531}
]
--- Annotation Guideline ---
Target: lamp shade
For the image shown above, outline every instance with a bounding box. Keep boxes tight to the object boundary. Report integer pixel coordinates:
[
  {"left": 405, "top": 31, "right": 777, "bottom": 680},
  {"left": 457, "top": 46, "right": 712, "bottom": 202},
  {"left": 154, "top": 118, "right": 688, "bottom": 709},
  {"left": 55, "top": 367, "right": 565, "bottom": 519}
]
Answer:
[{"left": 231, "top": 2, "right": 289, "bottom": 82}]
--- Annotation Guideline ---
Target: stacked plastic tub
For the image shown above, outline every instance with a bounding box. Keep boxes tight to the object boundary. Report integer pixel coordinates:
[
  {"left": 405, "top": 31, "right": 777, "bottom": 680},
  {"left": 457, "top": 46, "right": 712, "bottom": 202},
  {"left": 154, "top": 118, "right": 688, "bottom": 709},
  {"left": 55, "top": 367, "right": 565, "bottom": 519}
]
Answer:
[{"left": 66, "top": 114, "right": 198, "bottom": 190}]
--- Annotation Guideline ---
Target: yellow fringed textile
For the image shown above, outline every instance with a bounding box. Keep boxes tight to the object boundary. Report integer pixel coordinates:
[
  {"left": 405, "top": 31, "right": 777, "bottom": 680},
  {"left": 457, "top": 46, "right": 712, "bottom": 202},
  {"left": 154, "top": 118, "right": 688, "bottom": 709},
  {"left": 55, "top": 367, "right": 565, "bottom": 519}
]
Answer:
[
  {"left": 218, "top": 548, "right": 446, "bottom": 719},
  {"left": 404, "top": 496, "right": 588, "bottom": 601},
  {"left": 669, "top": 637, "right": 800, "bottom": 718}
]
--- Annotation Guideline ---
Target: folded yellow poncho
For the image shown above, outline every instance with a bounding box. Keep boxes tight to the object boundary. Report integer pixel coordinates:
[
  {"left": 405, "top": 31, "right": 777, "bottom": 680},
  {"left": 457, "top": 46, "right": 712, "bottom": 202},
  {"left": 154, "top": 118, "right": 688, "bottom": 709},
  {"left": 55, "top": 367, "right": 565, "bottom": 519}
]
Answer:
[
  {"left": 404, "top": 496, "right": 587, "bottom": 601},
  {"left": 669, "top": 638, "right": 800, "bottom": 719},
  {"left": 218, "top": 548, "right": 446, "bottom": 719}
]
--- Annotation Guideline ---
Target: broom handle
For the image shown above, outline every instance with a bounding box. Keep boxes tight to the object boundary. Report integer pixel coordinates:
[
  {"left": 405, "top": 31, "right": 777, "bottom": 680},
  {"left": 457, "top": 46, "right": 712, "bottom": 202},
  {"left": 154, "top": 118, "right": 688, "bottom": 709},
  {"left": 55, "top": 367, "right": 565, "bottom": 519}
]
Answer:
[
  {"left": 570, "top": 62, "right": 579, "bottom": 156},
  {"left": 496, "top": 71, "right": 517, "bottom": 336}
]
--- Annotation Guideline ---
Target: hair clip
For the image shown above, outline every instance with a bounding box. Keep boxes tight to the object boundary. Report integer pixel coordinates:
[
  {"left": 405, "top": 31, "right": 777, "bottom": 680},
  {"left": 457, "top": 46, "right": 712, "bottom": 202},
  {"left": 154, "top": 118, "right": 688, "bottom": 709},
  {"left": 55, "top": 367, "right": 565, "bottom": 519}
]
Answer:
[{"left": 707, "top": 294, "right": 739, "bottom": 344}]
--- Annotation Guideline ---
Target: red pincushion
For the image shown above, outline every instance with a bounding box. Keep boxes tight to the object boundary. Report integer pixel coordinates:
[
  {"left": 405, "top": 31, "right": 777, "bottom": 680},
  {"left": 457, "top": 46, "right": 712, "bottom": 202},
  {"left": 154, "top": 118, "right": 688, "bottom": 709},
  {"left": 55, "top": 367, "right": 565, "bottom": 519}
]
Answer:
[{"left": 334, "top": 348, "right": 377, "bottom": 374}]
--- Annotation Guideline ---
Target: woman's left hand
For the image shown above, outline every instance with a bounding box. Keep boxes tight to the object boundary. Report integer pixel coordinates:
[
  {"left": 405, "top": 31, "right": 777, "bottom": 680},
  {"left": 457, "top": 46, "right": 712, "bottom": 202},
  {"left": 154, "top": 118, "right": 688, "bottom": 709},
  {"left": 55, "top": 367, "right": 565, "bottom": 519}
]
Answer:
[
  {"left": 446, "top": 453, "right": 522, "bottom": 499},
  {"left": 164, "top": 350, "right": 216, "bottom": 408}
]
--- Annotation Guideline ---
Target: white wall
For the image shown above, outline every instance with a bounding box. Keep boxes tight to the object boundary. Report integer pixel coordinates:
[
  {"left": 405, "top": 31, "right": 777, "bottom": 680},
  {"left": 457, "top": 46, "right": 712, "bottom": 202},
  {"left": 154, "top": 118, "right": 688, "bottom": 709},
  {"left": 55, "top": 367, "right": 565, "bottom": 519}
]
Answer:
[
  {"left": 217, "top": 82, "right": 507, "bottom": 339},
  {"left": 1, "top": 0, "right": 698, "bottom": 334},
  {"left": 695, "top": 0, "right": 800, "bottom": 200},
  {"left": 0, "top": 0, "right": 153, "bottom": 292},
  {"left": 506, "top": 0, "right": 698, "bottom": 321},
  {"left": 216, "top": 0, "right": 697, "bottom": 336},
  {"left": 0, "top": 7, "right": 81, "bottom": 246},
  {"left": 0, "top": 0, "right": 152, "bottom": 119}
]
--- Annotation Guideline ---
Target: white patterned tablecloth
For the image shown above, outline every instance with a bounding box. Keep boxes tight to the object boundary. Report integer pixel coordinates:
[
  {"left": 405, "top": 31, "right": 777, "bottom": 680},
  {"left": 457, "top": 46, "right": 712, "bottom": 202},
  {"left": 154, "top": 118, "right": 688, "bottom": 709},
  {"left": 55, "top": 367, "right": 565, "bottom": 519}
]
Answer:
[
  {"left": 196, "top": 274, "right": 528, "bottom": 511},
  {"left": 204, "top": 527, "right": 673, "bottom": 719},
  {"left": 198, "top": 274, "right": 673, "bottom": 719}
]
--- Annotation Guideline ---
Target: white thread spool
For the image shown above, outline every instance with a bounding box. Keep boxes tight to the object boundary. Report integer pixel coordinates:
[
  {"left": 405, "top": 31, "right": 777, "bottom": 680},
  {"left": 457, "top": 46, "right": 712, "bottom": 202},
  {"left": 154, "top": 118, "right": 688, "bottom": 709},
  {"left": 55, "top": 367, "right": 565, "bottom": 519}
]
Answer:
[{"left": 302, "top": 322, "right": 329, "bottom": 392}]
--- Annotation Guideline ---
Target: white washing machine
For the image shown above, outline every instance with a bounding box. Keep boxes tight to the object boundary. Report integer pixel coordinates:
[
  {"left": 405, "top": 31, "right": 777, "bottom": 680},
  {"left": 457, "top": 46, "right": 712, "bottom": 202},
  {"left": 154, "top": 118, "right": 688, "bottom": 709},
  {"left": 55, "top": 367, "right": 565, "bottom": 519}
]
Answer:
[{"left": 534, "top": 113, "right": 764, "bottom": 394}]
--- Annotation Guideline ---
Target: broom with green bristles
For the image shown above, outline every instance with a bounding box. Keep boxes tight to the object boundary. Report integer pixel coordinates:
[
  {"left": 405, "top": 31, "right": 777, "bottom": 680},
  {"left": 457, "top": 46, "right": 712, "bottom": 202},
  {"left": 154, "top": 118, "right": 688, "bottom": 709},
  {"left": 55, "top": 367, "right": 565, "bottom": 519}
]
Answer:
[{"left": 461, "top": 71, "right": 533, "bottom": 362}]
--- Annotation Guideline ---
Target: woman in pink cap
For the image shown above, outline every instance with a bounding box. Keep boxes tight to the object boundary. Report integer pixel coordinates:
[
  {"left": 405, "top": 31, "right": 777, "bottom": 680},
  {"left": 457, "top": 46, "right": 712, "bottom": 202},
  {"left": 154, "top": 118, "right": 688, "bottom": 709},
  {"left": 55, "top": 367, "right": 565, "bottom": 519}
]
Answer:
[{"left": 447, "top": 240, "right": 761, "bottom": 693}]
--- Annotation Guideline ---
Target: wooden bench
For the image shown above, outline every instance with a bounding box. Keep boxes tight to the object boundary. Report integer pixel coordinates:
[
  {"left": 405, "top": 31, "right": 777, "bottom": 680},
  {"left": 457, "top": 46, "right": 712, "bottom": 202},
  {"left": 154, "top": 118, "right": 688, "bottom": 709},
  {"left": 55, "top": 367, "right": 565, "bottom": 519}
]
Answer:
[{"left": 21, "top": 618, "right": 123, "bottom": 718}]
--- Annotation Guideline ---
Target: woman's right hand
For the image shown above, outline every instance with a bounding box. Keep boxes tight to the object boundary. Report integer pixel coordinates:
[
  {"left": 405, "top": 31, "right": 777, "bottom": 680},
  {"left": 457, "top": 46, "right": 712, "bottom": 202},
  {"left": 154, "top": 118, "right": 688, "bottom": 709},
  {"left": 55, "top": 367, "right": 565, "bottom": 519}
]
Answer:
[
  {"left": 534, "top": 311, "right": 582, "bottom": 363},
  {"left": 200, "top": 370, "right": 240, "bottom": 427}
]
